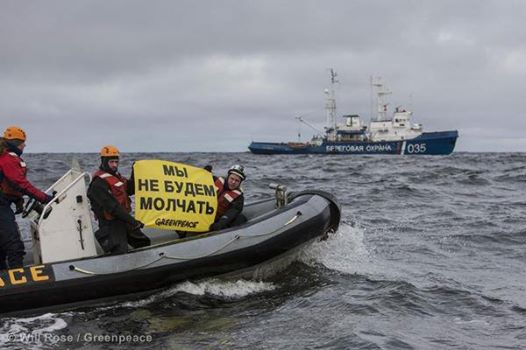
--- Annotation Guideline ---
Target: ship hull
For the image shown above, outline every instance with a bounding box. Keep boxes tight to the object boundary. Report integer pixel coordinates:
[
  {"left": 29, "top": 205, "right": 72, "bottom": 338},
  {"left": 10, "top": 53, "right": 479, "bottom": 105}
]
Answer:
[{"left": 249, "top": 130, "right": 458, "bottom": 155}]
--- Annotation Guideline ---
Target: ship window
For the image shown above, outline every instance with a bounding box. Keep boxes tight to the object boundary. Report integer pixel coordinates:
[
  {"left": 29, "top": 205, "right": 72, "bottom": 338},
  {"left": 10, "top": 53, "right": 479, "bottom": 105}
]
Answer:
[{"left": 400, "top": 124, "right": 405, "bottom": 127}]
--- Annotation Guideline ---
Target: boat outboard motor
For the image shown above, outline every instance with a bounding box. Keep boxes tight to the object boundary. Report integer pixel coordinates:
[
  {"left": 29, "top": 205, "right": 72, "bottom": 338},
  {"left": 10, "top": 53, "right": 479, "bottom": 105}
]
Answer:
[{"left": 269, "top": 183, "right": 288, "bottom": 208}]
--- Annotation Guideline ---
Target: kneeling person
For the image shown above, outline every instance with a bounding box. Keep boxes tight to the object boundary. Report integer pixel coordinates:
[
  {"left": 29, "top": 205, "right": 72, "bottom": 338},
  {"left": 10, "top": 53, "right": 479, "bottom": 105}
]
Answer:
[
  {"left": 87, "top": 146, "right": 150, "bottom": 254},
  {"left": 210, "top": 165, "right": 246, "bottom": 231}
]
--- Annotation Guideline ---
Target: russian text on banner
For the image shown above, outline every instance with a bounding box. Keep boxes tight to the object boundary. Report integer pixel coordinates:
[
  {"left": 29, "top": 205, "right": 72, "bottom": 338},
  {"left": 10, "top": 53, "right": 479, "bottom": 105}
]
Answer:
[{"left": 134, "top": 160, "right": 217, "bottom": 232}]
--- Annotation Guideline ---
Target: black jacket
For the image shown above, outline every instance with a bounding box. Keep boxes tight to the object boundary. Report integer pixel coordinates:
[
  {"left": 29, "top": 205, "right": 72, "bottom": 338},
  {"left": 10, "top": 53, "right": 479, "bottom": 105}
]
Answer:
[
  {"left": 213, "top": 177, "right": 244, "bottom": 230},
  {"left": 218, "top": 193, "right": 244, "bottom": 226},
  {"left": 87, "top": 172, "right": 136, "bottom": 225}
]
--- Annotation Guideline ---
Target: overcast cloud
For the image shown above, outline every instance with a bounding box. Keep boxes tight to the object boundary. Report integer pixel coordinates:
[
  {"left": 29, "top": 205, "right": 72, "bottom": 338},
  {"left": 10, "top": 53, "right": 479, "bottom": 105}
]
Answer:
[{"left": 1, "top": 0, "right": 525, "bottom": 152}]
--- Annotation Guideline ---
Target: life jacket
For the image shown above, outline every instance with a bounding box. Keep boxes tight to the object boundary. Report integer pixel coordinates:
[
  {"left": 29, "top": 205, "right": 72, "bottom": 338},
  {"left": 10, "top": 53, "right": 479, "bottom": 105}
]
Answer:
[
  {"left": 0, "top": 152, "right": 27, "bottom": 200},
  {"left": 0, "top": 150, "right": 48, "bottom": 204},
  {"left": 214, "top": 177, "right": 242, "bottom": 219},
  {"left": 92, "top": 170, "right": 131, "bottom": 220}
]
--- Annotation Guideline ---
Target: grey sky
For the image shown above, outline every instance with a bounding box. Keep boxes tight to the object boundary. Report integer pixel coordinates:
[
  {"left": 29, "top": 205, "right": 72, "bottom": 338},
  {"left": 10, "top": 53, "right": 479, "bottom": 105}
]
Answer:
[{"left": 1, "top": 0, "right": 525, "bottom": 152}]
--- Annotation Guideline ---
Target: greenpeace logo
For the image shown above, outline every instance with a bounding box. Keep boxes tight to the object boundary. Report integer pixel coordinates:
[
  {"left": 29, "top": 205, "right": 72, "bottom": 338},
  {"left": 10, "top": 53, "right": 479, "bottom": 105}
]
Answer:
[{"left": 154, "top": 218, "right": 198, "bottom": 228}]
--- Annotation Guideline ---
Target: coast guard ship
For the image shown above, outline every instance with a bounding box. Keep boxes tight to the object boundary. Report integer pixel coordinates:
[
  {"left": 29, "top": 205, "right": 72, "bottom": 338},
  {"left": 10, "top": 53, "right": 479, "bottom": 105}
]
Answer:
[{"left": 248, "top": 70, "right": 458, "bottom": 155}]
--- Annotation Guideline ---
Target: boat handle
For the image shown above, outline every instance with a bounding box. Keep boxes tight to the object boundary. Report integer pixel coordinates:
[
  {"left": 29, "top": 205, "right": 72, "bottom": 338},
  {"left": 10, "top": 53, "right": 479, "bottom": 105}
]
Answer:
[{"left": 284, "top": 211, "right": 302, "bottom": 226}]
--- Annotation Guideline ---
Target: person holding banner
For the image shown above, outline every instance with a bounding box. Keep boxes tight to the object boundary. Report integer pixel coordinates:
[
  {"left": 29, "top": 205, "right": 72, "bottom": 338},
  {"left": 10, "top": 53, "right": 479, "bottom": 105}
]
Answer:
[
  {"left": 210, "top": 164, "right": 246, "bottom": 231},
  {"left": 87, "top": 145, "right": 150, "bottom": 254}
]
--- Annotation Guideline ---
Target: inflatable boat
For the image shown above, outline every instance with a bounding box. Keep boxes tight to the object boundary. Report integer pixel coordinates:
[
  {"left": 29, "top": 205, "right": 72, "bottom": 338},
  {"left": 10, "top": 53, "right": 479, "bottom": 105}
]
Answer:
[{"left": 0, "top": 166, "right": 340, "bottom": 316}]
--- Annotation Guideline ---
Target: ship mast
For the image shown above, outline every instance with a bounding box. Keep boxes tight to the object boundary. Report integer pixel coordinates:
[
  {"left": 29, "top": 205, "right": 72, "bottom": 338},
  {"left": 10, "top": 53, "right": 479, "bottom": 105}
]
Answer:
[
  {"left": 324, "top": 69, "right": 338, "bottom": 140},
  {"left": 371, "top": 77, "right": 391, "bottom": 121}
]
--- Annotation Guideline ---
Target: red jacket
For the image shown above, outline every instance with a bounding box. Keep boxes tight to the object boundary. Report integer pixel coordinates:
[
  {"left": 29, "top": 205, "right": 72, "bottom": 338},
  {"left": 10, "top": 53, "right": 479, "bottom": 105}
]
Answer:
[
  {"left": 92, "top": 170, "right": 131, "bottom": 220},
  {"left": 214, "top": 177, "right": 242, "bottom": 219},
  {"left": 0, "top": 150, "right": 48, "bottom": 203}
]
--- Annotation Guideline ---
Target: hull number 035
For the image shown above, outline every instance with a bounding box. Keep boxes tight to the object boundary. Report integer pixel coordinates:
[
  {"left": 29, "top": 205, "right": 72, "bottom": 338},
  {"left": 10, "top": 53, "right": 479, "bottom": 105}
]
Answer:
[{"left": 406, "top": 143, "right": 427, "bottom": 154}]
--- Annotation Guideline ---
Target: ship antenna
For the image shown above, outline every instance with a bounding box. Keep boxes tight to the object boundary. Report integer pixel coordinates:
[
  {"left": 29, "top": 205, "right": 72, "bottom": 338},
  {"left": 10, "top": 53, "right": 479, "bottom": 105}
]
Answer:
[
  {"left": 330, "top": 68, "right": 338, "bottom": 84},
  {"left": 325, "top": 68, "right": 338, "bottom": 141},
  {"left": 297, "top": 117, "right": 301, "bottom": 141},
  {"left": 369, "top": 75, "right": 374, "bottom": 122}
]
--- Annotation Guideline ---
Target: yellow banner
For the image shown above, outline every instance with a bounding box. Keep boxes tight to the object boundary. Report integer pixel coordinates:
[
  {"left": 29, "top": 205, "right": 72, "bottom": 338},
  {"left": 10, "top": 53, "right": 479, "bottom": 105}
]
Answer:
[{"left": 134, "top": 160, "right": 217, "bottom": 232}]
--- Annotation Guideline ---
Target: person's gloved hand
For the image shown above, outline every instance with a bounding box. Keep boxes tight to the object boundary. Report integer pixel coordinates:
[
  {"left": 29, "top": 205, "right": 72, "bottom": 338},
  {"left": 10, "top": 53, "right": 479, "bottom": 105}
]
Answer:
[
  {"left": 204, "top": 165, "right": 213, "bottom": 172},
  {"left": 14, "top": 198, "right": 24, "bottom": 214},
  {"left": 129, "top": 163, "right": 135, "bottom": 179},
  {"left": 210, "top": 222, "right": 222, "bottom": 231},
  {"left": 43, "top": 194, "right": 54, "bottom": 204},
  {"left": 132, "top": 219, "right": 145, "bottom": 230},
  {"left": 210, "top": 216, "right": 229, "bottom": 231}
]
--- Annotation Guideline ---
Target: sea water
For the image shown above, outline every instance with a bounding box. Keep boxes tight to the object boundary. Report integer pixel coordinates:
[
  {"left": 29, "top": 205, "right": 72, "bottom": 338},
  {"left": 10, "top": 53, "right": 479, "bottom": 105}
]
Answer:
[{"left": 1, "top": 152, "right": 525, "bottom": 349}]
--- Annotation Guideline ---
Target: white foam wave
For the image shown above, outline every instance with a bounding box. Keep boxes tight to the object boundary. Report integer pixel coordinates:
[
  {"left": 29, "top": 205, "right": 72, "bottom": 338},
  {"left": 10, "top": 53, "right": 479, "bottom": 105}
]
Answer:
[
  {"left": 0, "top": 312, "right": 70, "bottom": 348},
  {"left": 117, "top": 279, "right": 276, "bottom": 308},
  {"left": 118, "top": 292, "right": 169, "bottom": 308},
  {"left": 299, "top": 218, "right": 437, "bottom": 284},
  {"left": 299, "top": 220, "right": 377, "bottom": 275},
  {"left": 453, "top": 317, "right": 490, "bottom": 326},
  {"left": 172, "top": 279, "right": 276, "bottom": 297}
]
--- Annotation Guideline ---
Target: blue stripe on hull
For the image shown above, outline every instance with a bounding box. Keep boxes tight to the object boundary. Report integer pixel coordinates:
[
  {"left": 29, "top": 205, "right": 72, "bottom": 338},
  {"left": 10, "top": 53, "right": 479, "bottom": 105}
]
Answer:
[{"left": 248, "top": 130, "right": 458, "bottom": 155}]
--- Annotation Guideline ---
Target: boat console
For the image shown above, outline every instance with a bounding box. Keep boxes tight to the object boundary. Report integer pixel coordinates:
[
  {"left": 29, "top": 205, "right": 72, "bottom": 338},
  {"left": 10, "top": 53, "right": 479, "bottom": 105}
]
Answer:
[{"left": 24, "top": 167, "right": 98, "bottom": 264}]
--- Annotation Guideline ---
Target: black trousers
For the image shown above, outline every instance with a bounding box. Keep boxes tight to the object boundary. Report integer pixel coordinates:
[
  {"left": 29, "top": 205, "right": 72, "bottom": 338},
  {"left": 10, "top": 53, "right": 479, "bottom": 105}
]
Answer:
[
  {"left": 95, "top": 219, "right": 150, "bottom": 255},
  {"left": 0, "top": 203, "right": 25, "bottom": 269}
]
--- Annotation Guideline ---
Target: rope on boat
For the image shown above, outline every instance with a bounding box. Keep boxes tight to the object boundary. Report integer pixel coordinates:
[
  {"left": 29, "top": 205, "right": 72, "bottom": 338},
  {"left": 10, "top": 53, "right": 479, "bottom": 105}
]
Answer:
[
  {"left": 239, "top": 211, "right": 302, "bottom": 238},
  {"left": 69, "top": 211, "right": 303, "bottom": 276},
  {"left": 70, "top": 235, "right": 241, "bottom": 276},
  {"left": 161, "top": 235, "right": 240, "bottom": 260},
  {"left": 71, "top": 255, "right": 166, "bottom": 275}
]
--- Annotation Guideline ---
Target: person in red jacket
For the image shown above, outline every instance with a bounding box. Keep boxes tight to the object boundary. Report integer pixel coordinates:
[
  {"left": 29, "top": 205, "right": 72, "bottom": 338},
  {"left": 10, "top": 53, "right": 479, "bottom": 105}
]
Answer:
[
  {"left": 210, "top": 164, "right": 246, "bottom": 231},
  {"left": 0, "top": 126, "right": 53, "bottom": 269},
  {"left": 87, "top": 145, "right": 150, "bottom": 255}
]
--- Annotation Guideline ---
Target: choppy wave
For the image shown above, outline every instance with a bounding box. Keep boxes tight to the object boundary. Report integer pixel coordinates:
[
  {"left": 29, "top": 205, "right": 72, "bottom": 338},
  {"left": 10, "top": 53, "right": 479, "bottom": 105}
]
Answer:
[
  {"left": 117, "top": 279, "right": 277, "bottom": 309},
  {"left": 2, "top": 152, "right": 524, "bottom": 349},
  {"left": 1, "top": 313, "right": 70, "bottom": 349}
]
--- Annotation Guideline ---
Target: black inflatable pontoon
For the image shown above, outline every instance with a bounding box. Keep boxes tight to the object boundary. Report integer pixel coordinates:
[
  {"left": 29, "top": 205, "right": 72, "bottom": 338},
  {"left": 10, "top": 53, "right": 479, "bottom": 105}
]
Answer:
[{"left": 0, "top": 170, "right": 340, "bottom": 316}]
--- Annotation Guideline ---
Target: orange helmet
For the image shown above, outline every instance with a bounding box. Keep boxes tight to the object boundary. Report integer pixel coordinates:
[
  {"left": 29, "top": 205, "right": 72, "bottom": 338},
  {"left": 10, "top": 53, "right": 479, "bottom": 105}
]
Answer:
[
  {"left": 3, "top": 126, "right": 27, "bottom": 142},
  {"left": 100, "top": 145, "right": 120, "bottom": 157}
]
